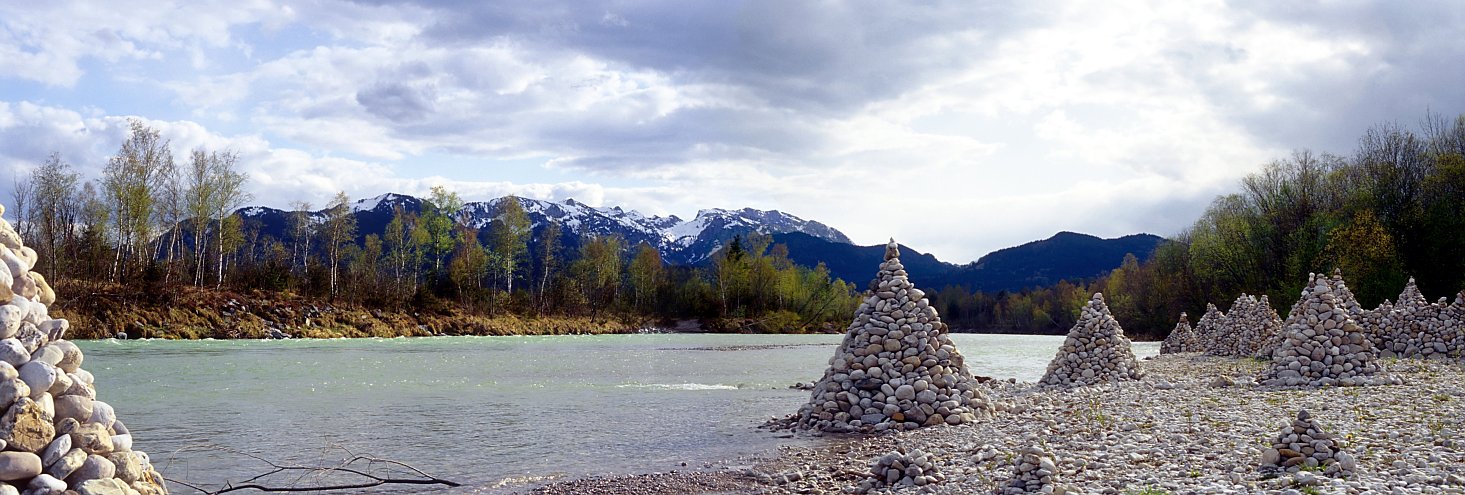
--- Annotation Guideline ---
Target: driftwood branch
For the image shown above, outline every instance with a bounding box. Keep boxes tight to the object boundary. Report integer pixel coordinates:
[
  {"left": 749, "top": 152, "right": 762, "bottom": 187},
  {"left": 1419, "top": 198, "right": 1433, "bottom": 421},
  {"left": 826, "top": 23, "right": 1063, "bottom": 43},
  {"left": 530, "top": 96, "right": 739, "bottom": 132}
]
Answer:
[{"left": 164, "top": 444, "right": 461, "bottom": 494}]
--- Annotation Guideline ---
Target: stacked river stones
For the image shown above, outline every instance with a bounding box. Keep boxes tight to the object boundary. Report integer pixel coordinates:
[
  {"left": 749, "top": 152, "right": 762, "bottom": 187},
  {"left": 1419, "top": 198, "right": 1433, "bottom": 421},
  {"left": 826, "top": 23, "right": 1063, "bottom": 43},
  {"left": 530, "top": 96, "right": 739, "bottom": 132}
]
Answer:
[
  {"left": 1208, "top": 270, "right": 1463, "bottom": 362},
  {"left": 793, "top": 240, "right": 995, "bottom": 432},
  {"left": 1038, "top": 293, "right": 1142, "bottom": 389},
  {"left": 1260, "top": 273, "right": 1330, "bottom": 360},
  {"left": 0, "top": 205, "right": 167, "bottom": 495},
  {"left": 1200, "top": 295, "right": 1284, "bottom": 357},
  {"left": 1330, "top": 269, "right": 1365, "bottom": 318},
  {"left": 1258, "top": 275, "right": 1400, "bottom": 387},
  {"left": 858, "top": 449, "right": 943, "bottom": 493},
  {"left": 1367, "top": 278, "right": 1462, "bottom": 360},
  {"left": 1205, "top": 295, "right": 1252, "bottom": 356},
  {"left": 1160, "top": 312, "right": 1203, "bottom": 354},
  {"left": 997, "top": 444, "right": 1059, "bottom": 494},
  {"left": 1192, "top": 304, "right": 1226, "bottom": 351},
  {"left": 1250, "top": 296, "right": 1284, "bottom": 357},
  {"left": 1259, "top": 409, "right": 1357, "bottom": 478},
  {"left": 1209, "top": 294, "right": 1283, "bottom": 358}
]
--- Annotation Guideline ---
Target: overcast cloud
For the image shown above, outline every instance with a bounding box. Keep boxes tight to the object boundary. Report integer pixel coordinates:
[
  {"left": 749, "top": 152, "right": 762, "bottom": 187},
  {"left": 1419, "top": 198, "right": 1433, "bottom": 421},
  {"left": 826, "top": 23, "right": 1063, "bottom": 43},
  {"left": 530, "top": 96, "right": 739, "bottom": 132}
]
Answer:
[{"left": 1, "top": 1, "right": 1462, "bottom": 262}]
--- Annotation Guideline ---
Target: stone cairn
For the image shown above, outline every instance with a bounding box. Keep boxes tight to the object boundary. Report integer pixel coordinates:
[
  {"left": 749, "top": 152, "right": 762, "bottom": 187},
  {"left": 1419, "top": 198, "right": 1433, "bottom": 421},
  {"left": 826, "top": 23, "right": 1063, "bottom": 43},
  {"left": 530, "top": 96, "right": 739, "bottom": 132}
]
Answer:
[
  {"left": 1259, "top": 273, "right": 1329, "bottom": 360},
  {"left": 1330, "top": 269, "right": 1365, "bottom": 318},
  {"left": 857, "top": 449, "right": 943, "bottom": 493},
  {"left": 791, "top": 239, "right": 995, "bottom": 432},
  {"left": 1366, "top": 277, "right": 1463, "bottom": 360},
  {"left": 1259, "top": 409, "right": 1357, "bottom": 478},
  {"left": 1038, "top": 293, "right": 1142, "bottom": 389},
  {"left": 1257, "top": 275, "right": 1400, "bottom": 387},
  {"left": 1209, "top": 294, "right": 1284, "bottom": 358},
  {"left": 0, "top": 205, "right": 167, "bottom": 495},
  {"left": 1160, "top": 312, "right": 1203, "bottom": 354},
  {"left": 1200, "top": 295, "right": 1283, "bottom": 358},
  {"left": 1251, "top": 296, "right": 1284, "bottom": 357},
  {"left": 1187, "top": 269, "right": 1463, "bottom": 361},
  {"left": 1453, "top": 290, "right": 1465, "bottom": 332},
  {"left": 1192, "top": 303, "right": 1226, "bottom": 352},
  {"left": 997, "top": 444, "right": 1059, "bottom": 494},
  {"left": 1205, "top": 295, "right": 1250, "bottom": 356}
]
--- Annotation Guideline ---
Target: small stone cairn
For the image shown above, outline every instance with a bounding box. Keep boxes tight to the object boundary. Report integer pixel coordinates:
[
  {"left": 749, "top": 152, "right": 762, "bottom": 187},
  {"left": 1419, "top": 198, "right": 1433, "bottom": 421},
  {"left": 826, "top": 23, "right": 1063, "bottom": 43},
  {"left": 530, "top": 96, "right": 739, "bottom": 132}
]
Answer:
[
  {"left": 1038, "top": 293, "right": 1142, "bottom": 388},
  {"left": 1258, "top": 275, "right": 1400, "bottom": 387},
  {"left": 790, "top": 239, "right": 995, "bottom": 432},
  {"left": 1259, "top": 409, "right": 1357, "bottom": 478},
  {"left": 1160, "top": 312, "right": 1203, "bottom": 354},
  {"left": 858, "top": 449, "right": 943, "bottom": 493},
  {"left": 0, "top": 204, "right": 168, "bottom": 495},
  {"left": 997, "top": 444, "right": 1059, "bottom": 494}
]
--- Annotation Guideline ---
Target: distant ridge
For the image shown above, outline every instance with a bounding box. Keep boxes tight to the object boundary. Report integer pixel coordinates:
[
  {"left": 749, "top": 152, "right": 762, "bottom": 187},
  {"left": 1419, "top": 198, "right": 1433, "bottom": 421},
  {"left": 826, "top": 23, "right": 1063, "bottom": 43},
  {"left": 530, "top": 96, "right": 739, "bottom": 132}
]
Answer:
[
  {"left": 771, "top": 231, "right": 1165, "bottom": 292},
  {"left": 935, "top": 231, "right": 1166, "bottom": 291},
  {"left": 226, "top": 193, "right": 1161, "bottom": 292},
  {"left": 235, "top": 193, "right": 851, "bottom": 266}
]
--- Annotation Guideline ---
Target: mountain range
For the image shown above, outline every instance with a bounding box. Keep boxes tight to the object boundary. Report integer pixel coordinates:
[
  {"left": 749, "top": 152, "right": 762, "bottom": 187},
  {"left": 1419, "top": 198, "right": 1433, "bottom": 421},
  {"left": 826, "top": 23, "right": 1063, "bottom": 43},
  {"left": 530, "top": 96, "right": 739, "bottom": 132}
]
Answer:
[{"left": 234, "top": 193, "right": 1164, "bottom": 292}]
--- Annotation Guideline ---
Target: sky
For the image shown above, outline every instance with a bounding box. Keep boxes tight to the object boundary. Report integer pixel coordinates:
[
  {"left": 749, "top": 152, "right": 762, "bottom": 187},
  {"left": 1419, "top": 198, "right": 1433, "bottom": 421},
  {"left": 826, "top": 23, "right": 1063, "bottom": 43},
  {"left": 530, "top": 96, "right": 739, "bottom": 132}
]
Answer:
[{"left": 1, "top": 1, "right": 1463, "bottom": 263}]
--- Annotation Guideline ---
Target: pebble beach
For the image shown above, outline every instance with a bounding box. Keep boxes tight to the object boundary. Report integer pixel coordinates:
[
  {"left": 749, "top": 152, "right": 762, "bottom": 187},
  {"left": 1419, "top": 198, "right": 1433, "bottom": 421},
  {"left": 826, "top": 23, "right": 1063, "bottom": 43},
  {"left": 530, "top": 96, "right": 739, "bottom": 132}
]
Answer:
[{"left": 532, "top": 353, "right": 1465, "bottom": 494}]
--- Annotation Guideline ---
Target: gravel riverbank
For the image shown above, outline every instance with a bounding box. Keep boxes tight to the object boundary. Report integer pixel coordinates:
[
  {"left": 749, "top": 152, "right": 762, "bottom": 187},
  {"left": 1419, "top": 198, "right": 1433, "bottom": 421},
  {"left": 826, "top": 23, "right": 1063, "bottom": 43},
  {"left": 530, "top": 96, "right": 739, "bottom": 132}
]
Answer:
[{"left": 529, "top": 353, "right": 1465, "bottom": 494}]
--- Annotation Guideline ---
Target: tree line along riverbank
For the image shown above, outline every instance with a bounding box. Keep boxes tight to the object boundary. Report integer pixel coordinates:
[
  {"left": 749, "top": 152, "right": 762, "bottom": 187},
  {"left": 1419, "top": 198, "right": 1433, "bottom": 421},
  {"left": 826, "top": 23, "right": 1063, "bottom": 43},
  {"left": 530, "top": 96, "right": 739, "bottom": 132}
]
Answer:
[
  {"left": 15, "top": 112, "right": 1465, "bottom": 339},
  {"left": 48, "top": 281, "right": 650, "bottom": 339}
]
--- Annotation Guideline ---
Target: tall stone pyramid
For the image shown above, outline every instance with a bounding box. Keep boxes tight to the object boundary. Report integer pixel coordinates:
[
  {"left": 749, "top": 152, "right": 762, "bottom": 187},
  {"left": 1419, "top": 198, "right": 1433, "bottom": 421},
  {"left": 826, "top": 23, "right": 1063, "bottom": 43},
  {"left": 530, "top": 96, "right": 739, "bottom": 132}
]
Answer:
[
  {"left": 1247, "top": 296, "right": 1285, "bottom": 358},
  {"left": 1330, "top": 269, "right": 1364, "bottom": 317},
  {"left": 1262, "top": 273, "right": 1327, "bottom": 360},
  {"left": 1282, "top": 274, "right": 1319, "bottom": 322},
  {"left": 0, "top": 205, "right": 168, "bottom": 494},
  {"left": 1193, "top": 303, "right": 1225, "bottom": 352},
  {"left": 793, "top": 240, "right": 995, "bottom": 432},
  {"left": 1039, "top": 293, "right": 1141, "bottom": 388},
  {"left": 1213, "top": 294, "right": 1284, "bottom": 358},
  {"left": 1160, "top": 312, "right": 1202, "bottom": 354},
  {"left": 1258, "top": 275, "right": 1400, "bottom": 387},
  {"left": 1206, "top": 295, "right": 1253, "bottom": 356}
]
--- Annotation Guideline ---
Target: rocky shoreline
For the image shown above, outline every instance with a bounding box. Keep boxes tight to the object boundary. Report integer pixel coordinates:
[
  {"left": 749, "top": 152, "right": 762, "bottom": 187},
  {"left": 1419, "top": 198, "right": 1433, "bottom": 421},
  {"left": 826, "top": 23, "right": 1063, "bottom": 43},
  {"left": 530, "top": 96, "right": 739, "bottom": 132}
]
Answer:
[{"left": 529, "top": 353, "right": 1465, "bottom": 494}]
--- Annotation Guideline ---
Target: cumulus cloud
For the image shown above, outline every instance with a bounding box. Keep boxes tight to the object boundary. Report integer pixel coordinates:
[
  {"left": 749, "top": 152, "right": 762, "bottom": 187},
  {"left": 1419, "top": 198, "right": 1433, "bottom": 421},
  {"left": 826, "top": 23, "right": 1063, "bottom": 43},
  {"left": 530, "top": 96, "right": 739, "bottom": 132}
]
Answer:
[
  {"left": 0, "top": 100, "right": 630, "bottom": 219},
  {"left": 2, "top": 0, "right": 1464, "bottom": 261}
]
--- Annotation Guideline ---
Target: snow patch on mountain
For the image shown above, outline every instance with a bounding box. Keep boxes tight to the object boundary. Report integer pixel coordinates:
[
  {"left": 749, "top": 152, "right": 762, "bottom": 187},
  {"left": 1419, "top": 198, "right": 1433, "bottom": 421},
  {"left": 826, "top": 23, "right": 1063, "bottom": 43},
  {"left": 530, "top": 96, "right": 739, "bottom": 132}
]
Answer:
[{"left": 237, "top": 193, "right": 851, "bottom": 265}]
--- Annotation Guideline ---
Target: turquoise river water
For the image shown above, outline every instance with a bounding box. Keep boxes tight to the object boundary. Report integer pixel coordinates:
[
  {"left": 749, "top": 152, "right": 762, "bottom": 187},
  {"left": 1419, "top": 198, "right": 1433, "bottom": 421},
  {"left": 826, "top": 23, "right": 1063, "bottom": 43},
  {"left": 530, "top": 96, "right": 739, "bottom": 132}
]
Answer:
[{"left": 75, "top": 334, "right": 1159, "bottom": 493}]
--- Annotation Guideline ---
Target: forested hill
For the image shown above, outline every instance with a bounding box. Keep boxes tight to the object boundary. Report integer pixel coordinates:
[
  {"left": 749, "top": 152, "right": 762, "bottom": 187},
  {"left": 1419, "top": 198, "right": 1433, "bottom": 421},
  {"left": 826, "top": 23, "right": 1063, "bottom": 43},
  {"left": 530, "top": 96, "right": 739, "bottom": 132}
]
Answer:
[
  {"left": 933, "top": 232, "right": 1165, "bottom": 291},
  {"left": 772, "top": 231, "right": 1164, "bottom": 292}
]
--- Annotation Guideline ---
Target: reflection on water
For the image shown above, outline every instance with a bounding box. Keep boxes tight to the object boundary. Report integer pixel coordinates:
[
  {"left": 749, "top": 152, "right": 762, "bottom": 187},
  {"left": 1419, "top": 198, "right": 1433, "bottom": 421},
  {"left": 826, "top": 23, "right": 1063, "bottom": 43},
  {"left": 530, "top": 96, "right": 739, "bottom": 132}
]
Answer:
[{"left": 80, "top": 333, "right": 1159, "bottom": 493}]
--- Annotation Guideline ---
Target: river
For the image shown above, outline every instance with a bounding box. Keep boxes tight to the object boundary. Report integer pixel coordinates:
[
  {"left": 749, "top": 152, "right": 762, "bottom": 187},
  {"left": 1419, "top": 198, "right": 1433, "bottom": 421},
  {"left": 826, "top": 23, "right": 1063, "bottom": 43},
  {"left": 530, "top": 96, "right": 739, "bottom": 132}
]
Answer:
[{"left": 76, "top": 334, "right": 1159, "bottom": 493}]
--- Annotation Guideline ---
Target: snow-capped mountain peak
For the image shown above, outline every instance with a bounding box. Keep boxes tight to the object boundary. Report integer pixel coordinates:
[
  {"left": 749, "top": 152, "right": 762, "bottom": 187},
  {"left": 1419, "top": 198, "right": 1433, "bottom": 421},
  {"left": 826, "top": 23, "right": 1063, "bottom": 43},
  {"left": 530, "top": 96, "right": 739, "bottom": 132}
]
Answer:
[{"left": 234, "top": 193, "right": 851, "bottom": 265}]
